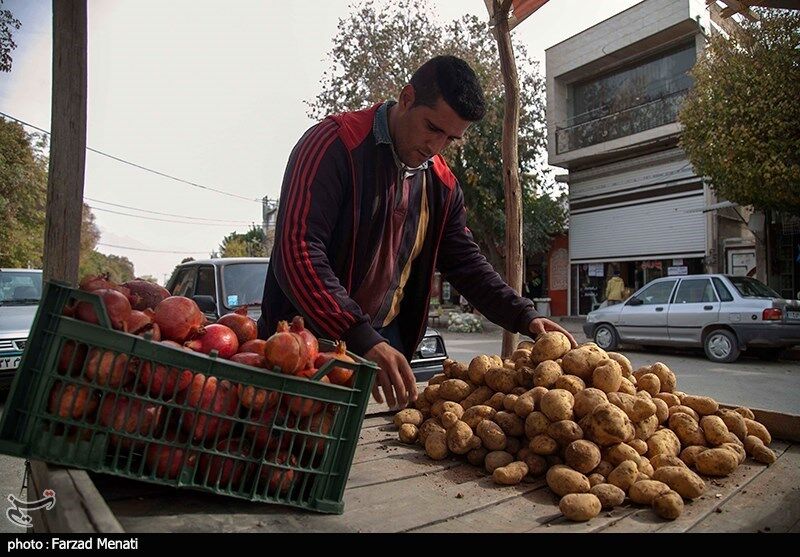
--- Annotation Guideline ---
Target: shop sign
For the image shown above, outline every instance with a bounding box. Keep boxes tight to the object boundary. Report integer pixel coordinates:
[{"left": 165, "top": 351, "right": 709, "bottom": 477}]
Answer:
[
  {"left": 668, "top": 266, "right": 688, "bottom": 276},
  {"left": 588, "top": 263, "right": 604, "bottom": 277}
]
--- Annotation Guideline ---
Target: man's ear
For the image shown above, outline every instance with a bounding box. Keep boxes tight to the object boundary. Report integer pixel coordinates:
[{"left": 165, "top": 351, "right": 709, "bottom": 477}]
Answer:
[{"left": 398, "top": 84, "right": 415, "bottom": 110}]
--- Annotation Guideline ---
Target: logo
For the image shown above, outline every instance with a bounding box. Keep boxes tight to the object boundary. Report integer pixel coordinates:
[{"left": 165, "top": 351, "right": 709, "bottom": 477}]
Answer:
[{"left": 5, "top": 489, "right": 56, "bottom": 528}]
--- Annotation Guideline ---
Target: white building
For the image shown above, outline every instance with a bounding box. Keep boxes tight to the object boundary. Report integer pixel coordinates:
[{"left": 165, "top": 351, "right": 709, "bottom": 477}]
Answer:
[{"left": 545, "top": 0, "right": 754, "bottom": 315}]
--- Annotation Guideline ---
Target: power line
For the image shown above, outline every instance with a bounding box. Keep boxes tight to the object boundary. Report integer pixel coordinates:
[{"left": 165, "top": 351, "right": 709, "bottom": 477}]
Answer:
[
  {"left": 0, "top": 110, "right": 262, "bottom": 204},
  {"left": 87, "top": 205, "right": 259, "bottom": 227},
  {"left": 96, "top": 242, "right": 210, "bottom": 255},
  {"left": 85, "top": 197, "right": 258, "bottom": 224}
]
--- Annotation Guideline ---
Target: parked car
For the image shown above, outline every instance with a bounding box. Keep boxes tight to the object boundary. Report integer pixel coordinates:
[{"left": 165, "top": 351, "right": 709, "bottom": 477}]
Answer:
[
  {"left": 583, "top": 274, "right": 800, "bottom": 363},
  {"left": 0, "top": 269, "right": 43, "bottom": 387},
  {"left": 166, "top": 258, "right": 447, "bottom": 379}
]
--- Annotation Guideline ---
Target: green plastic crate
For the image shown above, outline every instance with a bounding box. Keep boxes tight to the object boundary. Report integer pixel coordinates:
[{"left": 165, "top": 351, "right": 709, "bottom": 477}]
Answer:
[{"left": 0, "top": 281, "right": 377, "bottom": 514}]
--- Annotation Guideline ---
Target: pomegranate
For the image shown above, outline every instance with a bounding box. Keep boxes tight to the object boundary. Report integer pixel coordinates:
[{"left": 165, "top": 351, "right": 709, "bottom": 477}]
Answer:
[
  {"left": 238, "top": 383, "right": 279, "bottom": 413},
  {"left": 239, "top": 339, "right": 268, "bottom": 355},
  {"left": 230, "top": 352, "right": 267, "bottom": 368},
  {"left": 126, "top": 309, "right": 154, "bottom": 334},
  {"left": 84, "top": 349, "right": 134, "bottom": 388},
  {"left": 145, "top": 432, "right": 197, "bottom": 480},
  {"left": 75, "top": 288, "right": 132, "bottom": 331},
  {"left": 217, "top": 307, "right": 257, "bottom": 346},
  {"left": 98, "top": 394, "right": 164, "bottom": 449},
  {"left": 244, "top": 406, "right": 287, "bottom": 452},
  {"left": 184, "top": 324, "right": 239, "bottom": 359},
  {"left": 258, "top": 451, "right": 298, "bottom": 496},
  {"left": 264, "top": 321, "right": 306, "bottom": 374},
  {"left": 123, "top": 279, "right": 170, "bottom": 311},
  {"left": 48, "top": 382, "right": 98, "bottom": 421},
  {"left": 139, "top": 341, "right": 194, "bottom": 399},
  {"left": 286, "top": 375, "right": 329, "bottom": 417},
  {"left": 154, "top": 296, "right": 205, "bottom": 343},
  {"left": 292, "top": 410, "right": 335, "bottom": 456},
  {"left": 57, "top": 341, "right": 87, "bottom": 376},
  {"left": 315, "top": 341, "right": 355, "bottom": 386},
  {"left": 177, "top": 375, "right": 239, "bottom": 443},
  {"left": 290, "top": 316, "right": 319, "bottom": 370},
  {"left": 197, "top": 438, "right": 253, "bottom": 489}
]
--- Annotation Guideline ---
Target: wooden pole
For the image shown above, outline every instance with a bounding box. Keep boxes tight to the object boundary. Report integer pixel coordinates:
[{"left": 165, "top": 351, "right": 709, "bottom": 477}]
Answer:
[
  {"left": 493, "top": 0, "right": 524, "bottom": 357},
  {"left": 43, "top": 0, "right": 87, "bottom": 285}
]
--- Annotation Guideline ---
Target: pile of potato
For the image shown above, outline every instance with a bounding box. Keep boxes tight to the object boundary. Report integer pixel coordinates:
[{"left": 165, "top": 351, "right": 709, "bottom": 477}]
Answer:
[{"left": 392, "top": 333, "right": 776, "bottom": 522}]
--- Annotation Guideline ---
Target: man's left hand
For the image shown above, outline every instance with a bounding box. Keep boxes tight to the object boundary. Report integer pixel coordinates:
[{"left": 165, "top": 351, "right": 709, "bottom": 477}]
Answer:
[{"left": 528, "top": 318, "right": 578, "bottom": 348}]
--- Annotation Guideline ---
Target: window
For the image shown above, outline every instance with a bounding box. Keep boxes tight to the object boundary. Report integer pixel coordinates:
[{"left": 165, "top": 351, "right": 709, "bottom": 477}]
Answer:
[
  {"left": 674, "top": 279, "right": 717, "bottom": 304},
  {"left": 712, "top": 277, "right": 734, "bottom": 302},
  {"left": 222, "top": 263, "right": 268, "bottom": 309},
  {"left": 195, "top": 266, "right": 216, "bottom": 298},
  {"left": 0, "top": 271, "right": 42, "bottom": 303},
  {"left": 634, "top": 280, "right": 676, "bottom": 305},
  {"left": 727, "top": 276, "right": 780, "bottom": 298},
  {"left": 171, "top": 269, "right": 196, "bottom": 297}
]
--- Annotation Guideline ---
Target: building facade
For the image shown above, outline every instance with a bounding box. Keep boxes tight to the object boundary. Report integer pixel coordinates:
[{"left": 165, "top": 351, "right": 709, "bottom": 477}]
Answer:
[{"left": 545, "top": 0, "right": 754, "bottom": 315}]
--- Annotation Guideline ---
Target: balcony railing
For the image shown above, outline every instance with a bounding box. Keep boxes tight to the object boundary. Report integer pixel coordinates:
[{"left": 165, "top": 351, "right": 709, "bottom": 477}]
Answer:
[{"left": 555, "top": 89, "right": 689, "bottom": 155}]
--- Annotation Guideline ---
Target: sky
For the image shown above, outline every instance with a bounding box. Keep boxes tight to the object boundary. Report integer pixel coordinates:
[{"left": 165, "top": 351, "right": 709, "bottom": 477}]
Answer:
[{"left": 0, "top": 0, "right": 640, "bottom": 284}]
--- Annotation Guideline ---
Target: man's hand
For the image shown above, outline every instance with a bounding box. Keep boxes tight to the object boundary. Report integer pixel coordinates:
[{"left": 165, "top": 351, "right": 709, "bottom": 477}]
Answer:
[
  {"left": 364, "top": 342, "right": 418, "bottom": 409},
  {"left": 528, "top": 318, "right": 578, "bottom": 348}
]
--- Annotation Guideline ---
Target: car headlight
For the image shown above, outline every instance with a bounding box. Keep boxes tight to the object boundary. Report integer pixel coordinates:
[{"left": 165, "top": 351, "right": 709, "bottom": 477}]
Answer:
[
  {"left": 419, "top": 337, "right": 440, "bottom": 358},
  {"left": 587, "top": 313, "right": 598, "bottom": 323}
]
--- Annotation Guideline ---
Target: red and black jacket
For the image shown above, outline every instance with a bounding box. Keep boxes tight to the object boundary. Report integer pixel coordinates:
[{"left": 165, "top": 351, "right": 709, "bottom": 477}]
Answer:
[{"left": 259, "top": 103, "right": 539, "bottom": 360}]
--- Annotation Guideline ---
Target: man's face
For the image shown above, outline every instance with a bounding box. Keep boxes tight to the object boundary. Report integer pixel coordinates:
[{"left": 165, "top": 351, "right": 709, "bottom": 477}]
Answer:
[{"left": 392, "top": 85, "right": 472, "bottom": 168}]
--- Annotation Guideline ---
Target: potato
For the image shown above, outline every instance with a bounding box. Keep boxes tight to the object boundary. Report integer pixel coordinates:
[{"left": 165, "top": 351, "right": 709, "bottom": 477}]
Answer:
[
  {"left": 476, "top": 420, "right": 507, "bottom": 451},
  {"left": 717, "top": 409, "right": 748, "bottom": 441},
  {"left": 462, "top": 405, "right": 497, "bottom": 429},
  {"left": 529, "top": 386, "right": 549, "bottom": 408},
  {"left": 668, "top": 405, "right": 700, "bottom": 421},
  {"left": 438, "top": 379, "right": 473, "bottom": 403},
  {"left": 398, "top": 423, "right": 418, "bottom": 444},
  {"left": 554, "top": 374, "right": 586, "bottom": 395},
  {"left": 679, "top": 445, "right": 706, "bottom": 467},
  {"left": 652, "top": 466, "right": 705, "bottom": 499},
  {"left": 652, "top": 490, "right": 684, "bottom": 520},
  {"left": 653, "top": 398, "right": 670, "bottom": 424},
  {"left": 548, "top": 420, "right": 584, "bottom": 447},
  {"left": 493, "top": 461, "right": 529, "bottom": 485},
  {"left": 574, "top": 388, "right": 609, "bottom": 419},
  {"left": 617, "top": 378, "right": 637, "bottom": 395},
  {"left": 484, "top": 367, "right": 517, "bottom": 394},
  {"left": 546, "top": 465, "right": 591, "bottom": 496},
  {"left": 592, "top": 359, "right": 623, "bottom": 393},
  {"left": 646, "top": 428, "right": 681, "bottom": 458},
  {"left": 427, "top": 373, "right": 447, "bottom": 386},
  {"left": 424, "top": 384, "right": 441, "bottom": 403},
  {"left": 752, "top": 443, "right": 777, "bottom": 464},
  {"left": 443, "top": 359, "right": 470, "bottom": 380},
  {"left": 559, "top": 493, "right": 602, "bottom": 522},
  {"left": 502, "top": 394, "right": 519, "bottom": 412},
  {"left": 441, "top": 411, "right": 460, "bottom": 429},
  {"left": 510, "top": 348, "right": 532, "bottom": 364},
  {"left": 506, "top": 437, "right": 522, "bottom": 456},
  {"left": 605, "top": 443, "right": 641, "bottom": 467},
  {"left": 584, "top": 403, "right": 635, "bottom": 447},
  {"left": 594, "top": 460, "right": 614, "bottom": 477},
  {"left": 458, "top": 385, "right": 493, "bottom": 410},
  {"left": 524, "top": 411, "right": 551, "bottom": 440},
  {"left": 654, "top": 392, "right": 681, "bottom": 407},
  {"left": 494, "top": 411, "right": 525, "bottom": 438},
  {"left": 734, "top": 406, "right": 755, "bottom": 420},
  {"left": 647, "top": 362, "right": 676, "bottom": 393},
  {"left": 694, "top": 447, "right": 739, "bottom": 476},
  {"left": 590, "top": 483, "right": 625, "bottom": 509},
  {"left": 608, "top": 393, "right": 656, "bottom": 422},
  {"left": 485, "top": 450, "right": 514, "bottom": 473},
  {"left": 447, "top": 421, "right": 477, "bottom": 455},
  {"left": 606, "top": 352, "right": 633, "bottom": 378},
  {"left": 608, "top": 460, "right": 639, "bottom": 492},
  {"left": 629, "top": 480, "right": 671, "bottom": 505},
  {"left": 629, "top": 438, "right": 648, "bottom": 456},
  {"left": 721, "top": 442, "right": 746, "bottom": 464},
  {"left": 565, "top": 440, "right": 602, "bottom": 474},
  {"left": 532, "top": 360, "right": 562, "bottom": 388},
  {"left": 418, "top": 418, "right": 446, "bottom": 445},
  {"left": 669, "top": 412, "right": 707, "bottom": 447},
  {"left": 394, "top": 408, "right": 424, "bottom": 429},
  {"left": 414, "top": 395, "right": 432, "bottom": 418},
  {"left": 561, "top": 346, "right": 608, "bottom": 380},
  {"left": 530, "top": 332, "right": 572, "bottom": 364},
  {"left": 744, "top": 418, "right": 772, "bottom": 445},
  {"left": 682, "top": 395, "right": 719, "bottom": 416},
  {"left": 486, "top": 392, "right": 507, "bottom": 410},
  {"left": 425, "top": 431, "right": 449, "bottom": 460},
  {"left": 637, "top": 373, "right": 661, "bottom": 396},
  {"left": 467, "top": 447, "right": 488, "bottom": 467},
  {"left": 700, "top": 415, "right": 729, "bottom": 446},
  {"left": 515, "top": 366, "right": 535, "bottom": 389},
  {"left": 530, "top": 434, "right": 559, "bottom": 455},
  {"left": 588, "top": 473, "right": 605, "bottom": 487},
  {"left": 540, "top": 389, "right": 575, "bottom": 422},
  {"left": 650, "top": 455, "right": 687, "bottom": 470},
  {"left": 634, "top": 415, "right": 659, "bottom": 441},
  {"left": 467, "top": 356, "right": 493, "bottom": 386},
  {"left": 513, "top": 393, "right": 536, "bottom": 418},
  {"left": 517, "top": 340, "right": 535, "bottom": 350},
  {"left": 521, "top": 453, "right": 548, "bottom": 477}
]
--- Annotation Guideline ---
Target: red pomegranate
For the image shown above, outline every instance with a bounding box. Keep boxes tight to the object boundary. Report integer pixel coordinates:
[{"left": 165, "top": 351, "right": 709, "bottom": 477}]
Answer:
[
  {"left": 98, "top": 394, "right": 164, "bottom": 449},
  {"left": 75, "top": 288, "right": 132, "bottom": 331},
  {"left": 264, "top": 321, "right": 306, "bottom": 374},
  {"left": 57, "top": 341, "right": 87, "bottom": 376},
  {"left": 184, "top": 324, "right": 239, "bottom": 359},
  {"left": 177, "top": 375, "right": 239, "bottom": 443},
  {"left": 145, "top": 433, "right": 197, "bottom": 480},
  {"left": 314, "top": 341, "right": 355, "bottom": 386},
  {"left": 153, "top": 296, "right": 205, "bottom": 343},
  {"left": 139, "top": 341, "right": 194, "bottom": 399},
  {"left": 245, "top": 405, "right": 289, "bottom": 452},
  {"left": 48, "top": 382, "right": 98, "bottom": 421},
  {"left": 290, "top": 316, "right": 319, "bottom": 370},
  {"left": 230, "top": 352, "right": 267, "bottom": 368},
  {"left": 197, "top": 438, "right": 253, "bottom": 489},
  {"left": 122, "top": 279, "right": 170, "bottom": 311},
  {"left": 84, "top": 348, "right": 134, "bottom": 388},
  {"left": 239, "top": 339, "right": 268, "bottom": 355},
  {"left": 258, "top": 451, "right": 298, "bottom": 496},
  {"left": 237, "top": 384, "right": 279, "bottom": 413},
  {"left": 285, "top": 375, "right": 329, "bottom": 418},
  {"left": 217, "top": 307, "right": 258, "bottom": 346}
]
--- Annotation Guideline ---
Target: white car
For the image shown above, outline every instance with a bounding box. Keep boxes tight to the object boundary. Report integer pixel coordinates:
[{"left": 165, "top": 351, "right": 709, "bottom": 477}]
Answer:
[
  {"left": 0, "top": 269, "right": 42, "bottom": 387},
  {"left": 583, "top": 274, "right": 800, "bottom": 363}
]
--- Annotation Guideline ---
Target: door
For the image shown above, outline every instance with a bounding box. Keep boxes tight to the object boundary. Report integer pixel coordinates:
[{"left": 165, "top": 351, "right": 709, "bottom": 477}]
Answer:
[
  {"left": 194, "top": 265, "right": 219, "bottom": 321},
  {"left": 667, "top": 278, "right": 720, "bottom": 345},
  {"left": 618, "top": 279, "right": 677, "bottom": 343},
  {"left": 169, "top": 267, "right": 197, "bottom": 297}
]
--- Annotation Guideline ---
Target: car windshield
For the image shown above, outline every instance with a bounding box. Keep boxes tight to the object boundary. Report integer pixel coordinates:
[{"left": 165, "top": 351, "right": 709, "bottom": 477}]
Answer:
[
  {"left": 727, "top": 276, "right": 780, "bottom": 298},
  {"left": 221, "top": 263, "right": 268, "bottom": 310},
  {"left": 0, "top": 271, "right": 42, "bottom": 305}
]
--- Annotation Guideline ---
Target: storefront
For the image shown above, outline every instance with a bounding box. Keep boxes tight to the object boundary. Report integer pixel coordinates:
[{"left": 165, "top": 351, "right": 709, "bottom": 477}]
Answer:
[{"left": 571, "top": 257, "right": 704, "bottom": 315}]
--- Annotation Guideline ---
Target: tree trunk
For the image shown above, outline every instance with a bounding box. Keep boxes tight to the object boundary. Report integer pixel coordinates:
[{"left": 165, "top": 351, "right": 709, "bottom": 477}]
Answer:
[
  {"left": 494, "top": 0, "right": 523, "bottom": 357},
  {"left": 43, "top": 0, "right": 87, "bottom": 285}
]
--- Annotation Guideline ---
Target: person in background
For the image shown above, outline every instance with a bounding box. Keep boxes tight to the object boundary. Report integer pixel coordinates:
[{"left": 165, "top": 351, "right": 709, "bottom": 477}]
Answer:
[{"left": 605, "top": 269, "right": 626, "bottom": 305}]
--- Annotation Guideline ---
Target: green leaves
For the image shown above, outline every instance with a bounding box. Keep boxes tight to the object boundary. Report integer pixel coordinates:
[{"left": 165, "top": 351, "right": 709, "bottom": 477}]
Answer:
[{"left": 679, "top": 10, "right": 800, "bottom": 213}]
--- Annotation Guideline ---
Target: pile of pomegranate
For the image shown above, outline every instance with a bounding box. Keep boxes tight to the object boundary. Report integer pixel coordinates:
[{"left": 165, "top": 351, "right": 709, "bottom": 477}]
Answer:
[{"left": 48, "top": 273, "right": 359, "bottom": 496}]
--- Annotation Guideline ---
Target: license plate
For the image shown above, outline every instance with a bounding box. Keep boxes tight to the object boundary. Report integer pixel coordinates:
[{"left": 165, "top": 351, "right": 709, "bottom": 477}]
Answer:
[
  {"left": 0, "top": 355, "right": 21, "bottom": 371},
  {"left": 788, "top": 310, "right": 800, "bottom": 321}
]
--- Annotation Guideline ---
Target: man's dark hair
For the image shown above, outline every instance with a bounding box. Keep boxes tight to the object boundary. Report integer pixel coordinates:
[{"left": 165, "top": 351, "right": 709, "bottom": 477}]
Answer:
[{"left": 410, "top": 55, "right": 486, "bottom": 122}]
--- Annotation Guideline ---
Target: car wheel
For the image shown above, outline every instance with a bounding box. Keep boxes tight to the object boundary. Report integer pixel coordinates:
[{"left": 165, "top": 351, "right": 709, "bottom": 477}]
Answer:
[
  {"left": 593, "top": 324, "right": 619, "bottom": 351},
  {"left": 703, "top": 329, "right": 740, "bottom": 363}
]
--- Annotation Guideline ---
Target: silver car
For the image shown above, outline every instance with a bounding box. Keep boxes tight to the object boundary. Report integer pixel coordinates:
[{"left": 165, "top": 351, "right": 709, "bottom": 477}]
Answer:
[
  {"left": 583, "top": 274, "right": 800, "bottom": 363},
  {"left": 0, "top": 269, "right": 43, "bottom": 386}
]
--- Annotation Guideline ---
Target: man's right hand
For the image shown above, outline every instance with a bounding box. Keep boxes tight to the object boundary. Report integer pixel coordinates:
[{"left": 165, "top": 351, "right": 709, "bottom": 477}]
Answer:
[{"left": 364, "top": 342, "right": 418, "bottom": 410}]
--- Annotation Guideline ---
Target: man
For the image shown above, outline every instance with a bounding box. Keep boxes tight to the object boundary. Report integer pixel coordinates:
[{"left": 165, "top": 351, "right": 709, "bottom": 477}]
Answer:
[
  {"left": 605, "top": 270, "right": 625, "bottom": 305},
  {"left": 260, "top": 55, "right": 576, "bottom": 409}
]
